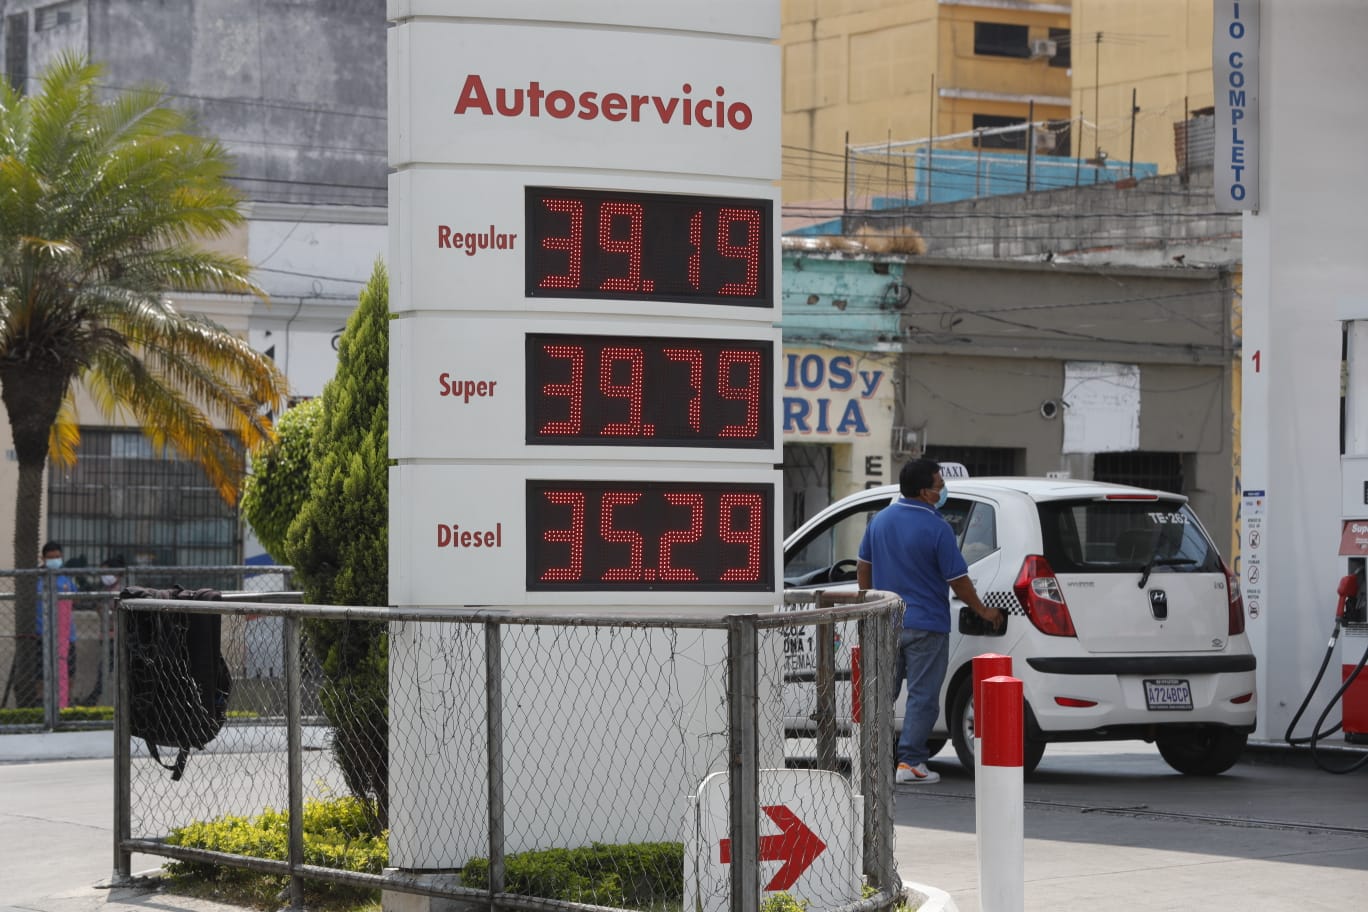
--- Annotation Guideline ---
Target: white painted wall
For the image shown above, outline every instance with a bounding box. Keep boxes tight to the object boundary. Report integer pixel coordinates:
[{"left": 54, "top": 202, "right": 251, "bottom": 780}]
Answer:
[{"left": 1240, "top": 0, "right": 1368, "bottom": 741}]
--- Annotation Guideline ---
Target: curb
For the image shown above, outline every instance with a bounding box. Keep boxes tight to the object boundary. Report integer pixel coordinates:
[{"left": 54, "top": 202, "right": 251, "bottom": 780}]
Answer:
[{"left": 904, "top": 879, "right": 958, "bottom": 912}]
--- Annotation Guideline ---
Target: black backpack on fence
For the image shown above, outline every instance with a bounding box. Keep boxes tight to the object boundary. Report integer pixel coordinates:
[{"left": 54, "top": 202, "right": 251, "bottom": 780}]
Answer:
[{"left": 121, "top": 586, "right": 232, "bottom": 781}]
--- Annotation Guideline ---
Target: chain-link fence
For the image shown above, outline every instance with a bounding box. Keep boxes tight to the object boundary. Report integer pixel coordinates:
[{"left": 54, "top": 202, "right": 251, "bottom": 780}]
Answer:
[
  {"left": 0, "top": 566, "right": 293, "bottom": 729},
  {"left": 113, "top": 589, "right": 904, "bottom": 912}
]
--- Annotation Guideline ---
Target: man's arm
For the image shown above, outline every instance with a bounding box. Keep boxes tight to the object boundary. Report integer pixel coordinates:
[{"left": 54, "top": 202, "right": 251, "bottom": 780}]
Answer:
[
  {"left": 950, "top": 575, "right": 1004, "bottom": 630},
  {"left": 857, "top": 559, "right": 872, "bottom": 590}
]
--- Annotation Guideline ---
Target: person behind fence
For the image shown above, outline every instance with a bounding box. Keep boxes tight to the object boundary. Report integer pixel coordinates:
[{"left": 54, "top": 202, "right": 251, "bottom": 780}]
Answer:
[
  {"left": 856, "top": 459, "right": 1004, "bottom": 785},
  {"left": 36, "top": 541, "right": 79, "bottom": 708},
  {"left": 77, "top": 555, "right": 125, "bottom": 706}
]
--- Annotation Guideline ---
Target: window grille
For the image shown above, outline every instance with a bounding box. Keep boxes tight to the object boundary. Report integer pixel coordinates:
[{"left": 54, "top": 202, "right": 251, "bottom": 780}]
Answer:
[{"left": 46, "top": 429, "right": 241, "bottom": 568}]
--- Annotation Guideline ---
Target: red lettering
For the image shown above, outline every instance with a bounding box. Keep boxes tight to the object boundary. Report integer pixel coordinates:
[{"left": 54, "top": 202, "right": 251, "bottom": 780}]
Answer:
[
  {"left": 437, "top": 225, "right": 452, "bottom": 248},
  {"left": 451, "top": 76, "right": 755, "bottom": 131},
  {"left": 453, "top": 74, "right": 493, "bottom": 115}
]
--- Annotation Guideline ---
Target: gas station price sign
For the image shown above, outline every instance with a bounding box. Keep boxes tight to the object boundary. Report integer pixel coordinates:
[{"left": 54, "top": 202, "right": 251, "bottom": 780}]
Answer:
[
  {"left": 526, "top": 332, "right": 773, "bottom": 448},
  {"left": 526, "top": 479, "right": 773, "bottom": 591},
  {"left": 525, "top": 186, "right": 772, "bottom": 307}
]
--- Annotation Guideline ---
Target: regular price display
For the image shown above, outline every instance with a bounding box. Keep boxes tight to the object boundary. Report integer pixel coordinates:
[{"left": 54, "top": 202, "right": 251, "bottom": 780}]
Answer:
[
  {"left": 525, "top": 187, "right": 772, "bottom": 306},
  {"left": 526, "top": 333, "right": 772, "bottom": 448},
  {"left": 526, "top": 480, "right": 774, "bottom": 591}
]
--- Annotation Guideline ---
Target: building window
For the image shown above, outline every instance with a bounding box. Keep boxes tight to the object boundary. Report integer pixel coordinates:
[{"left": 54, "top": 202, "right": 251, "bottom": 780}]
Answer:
[
  {"left": 4, "top": 12, "right": 28, "bottom": 94},
  {"left": 924, "top": 446, "right": 1023, "bottom": 478},
  {"left": 46, "top": 428, "right": 241, "bottom": 569},
  {"left": 1048, "top": 28, "right": 1072, "bottom": 68},
  {"left": 972, "top": 114, "right": 1028, "bottom": 151},
  {"left": 974, "top": 22, "right": 1030, "bottom": 59},
  {"left": 35, "top": 2, "right": 77, "bottom": 31},
  {"left": 1093, "top": 451, "right": 1185, "bottom": 495}
]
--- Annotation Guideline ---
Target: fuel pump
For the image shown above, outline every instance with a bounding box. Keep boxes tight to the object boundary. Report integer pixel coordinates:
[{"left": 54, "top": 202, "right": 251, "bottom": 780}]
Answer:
[
  {"left": 1291, "top": 319, "right": 1368, "bottom": 771},
  {"left": 1283, "top": 564, "right": 1368, "bottom": 772}
]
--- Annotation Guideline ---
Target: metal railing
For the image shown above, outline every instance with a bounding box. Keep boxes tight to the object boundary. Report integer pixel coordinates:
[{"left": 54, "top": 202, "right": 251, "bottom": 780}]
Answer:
[
  {"left": 112, "top": 589, "right": 904, "bottom": 912},
  {"left": 0, "top": 566, "right": 294, "bottom": 729}
]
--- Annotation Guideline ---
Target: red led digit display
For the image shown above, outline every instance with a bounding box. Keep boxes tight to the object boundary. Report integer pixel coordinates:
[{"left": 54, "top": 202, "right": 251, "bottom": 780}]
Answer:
[
  {"left": 526, "top": 480, "right": 774, "bottom": 591},
  {"left": 526, "top": 333, "right": 772, "bottom": 448},
  {"left": 526, "top": 187, "right": 772, "bottom": 306}
]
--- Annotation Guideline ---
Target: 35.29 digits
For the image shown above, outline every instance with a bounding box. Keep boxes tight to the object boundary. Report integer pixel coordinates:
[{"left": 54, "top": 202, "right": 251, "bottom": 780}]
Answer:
[
  {"left": 525, "top": 187, "right": 772, "bottom": 306},
  {"left": 526, "top": 481, "right": 773, "bottom": 591}
]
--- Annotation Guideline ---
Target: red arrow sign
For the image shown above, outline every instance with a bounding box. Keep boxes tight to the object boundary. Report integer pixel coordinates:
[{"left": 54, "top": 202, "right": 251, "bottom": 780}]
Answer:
[{"left": 717, "top": 804, "right": 828, "bottom": 891}]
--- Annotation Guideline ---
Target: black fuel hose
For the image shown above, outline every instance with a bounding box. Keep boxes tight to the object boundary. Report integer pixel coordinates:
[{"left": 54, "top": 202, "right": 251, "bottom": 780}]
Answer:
[{"left": 1284, "top": 617, "right": 1368, "bottom": 774}]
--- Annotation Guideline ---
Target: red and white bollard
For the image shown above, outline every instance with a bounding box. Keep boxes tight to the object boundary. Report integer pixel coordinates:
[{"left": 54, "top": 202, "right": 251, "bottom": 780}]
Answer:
[
  {"left": 977, "top": 674, "right": 1024, "bottom": 912},
  {"left": 971, "top": 653, "right": 1012, "bottom": 852}
]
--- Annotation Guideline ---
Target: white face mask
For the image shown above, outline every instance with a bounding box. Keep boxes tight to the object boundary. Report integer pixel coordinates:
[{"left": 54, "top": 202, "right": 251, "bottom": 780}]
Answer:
[{"left": 101, "top": 574, "right": 118, "bottom": 587}]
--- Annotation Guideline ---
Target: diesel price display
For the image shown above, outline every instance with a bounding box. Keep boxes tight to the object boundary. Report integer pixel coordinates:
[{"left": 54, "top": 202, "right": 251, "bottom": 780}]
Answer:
[
  {"left": 525, "top": 186, "right": 772, "bottom": 306},
  {"left": 526, "top": 480, "right": 774, "bottom": 591},
  {"left": 526, "top": 333, "right": 773, "bottom": 448}
]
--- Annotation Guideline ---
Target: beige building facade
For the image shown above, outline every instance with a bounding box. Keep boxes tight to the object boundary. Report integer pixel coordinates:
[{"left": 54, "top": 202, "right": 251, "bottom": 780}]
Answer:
[{"left": 782, "top": 0, "right": 1217, "bottom": 206}]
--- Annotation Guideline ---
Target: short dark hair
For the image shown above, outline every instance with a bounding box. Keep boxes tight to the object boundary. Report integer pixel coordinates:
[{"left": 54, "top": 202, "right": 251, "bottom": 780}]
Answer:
[
  {"left": 41, "top": 541, "right": 62, "bottom": 556},
  {"left": 899, "top": 459, "right": 941, "bottom": 499}
]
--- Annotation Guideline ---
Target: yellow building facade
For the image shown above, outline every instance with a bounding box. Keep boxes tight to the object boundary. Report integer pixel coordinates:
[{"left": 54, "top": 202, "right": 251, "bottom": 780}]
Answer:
[
  {"left": 782, "top": 0, "right": 1216, "bottom": 206},
  {"left": 782, "top": 0, "right": 1073, "bottom": 205}
]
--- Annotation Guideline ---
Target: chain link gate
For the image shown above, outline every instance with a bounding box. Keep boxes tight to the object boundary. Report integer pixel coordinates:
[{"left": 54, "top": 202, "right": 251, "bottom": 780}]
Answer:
[{"left": 111, "top": 590, "right": 905, "bottom": 912}]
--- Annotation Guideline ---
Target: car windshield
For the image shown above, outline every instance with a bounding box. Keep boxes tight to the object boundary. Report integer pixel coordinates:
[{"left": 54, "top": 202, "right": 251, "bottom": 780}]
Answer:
[{"left": 1036, "top": 498, "right": 1221, "bottom": 574}]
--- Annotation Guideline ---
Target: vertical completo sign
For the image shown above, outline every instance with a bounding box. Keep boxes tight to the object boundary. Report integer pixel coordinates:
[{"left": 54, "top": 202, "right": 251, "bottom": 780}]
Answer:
[{"left": 1213, "top": 0, "right": 1260, "bottom": 211}]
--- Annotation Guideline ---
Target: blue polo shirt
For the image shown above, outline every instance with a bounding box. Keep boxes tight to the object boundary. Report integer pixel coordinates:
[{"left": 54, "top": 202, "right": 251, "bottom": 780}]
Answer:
[{"left": 858, "top": 497, "right": 968, "bottom": 633}]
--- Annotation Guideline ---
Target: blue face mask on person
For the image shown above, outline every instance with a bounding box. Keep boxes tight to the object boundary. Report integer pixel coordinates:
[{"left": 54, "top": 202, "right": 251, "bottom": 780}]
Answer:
[
  {"left": 935, "top": 487, "right": 948, "bottom": 510},
  {"left": 44, "top": 557, "right": 63, "bottom": 570}
]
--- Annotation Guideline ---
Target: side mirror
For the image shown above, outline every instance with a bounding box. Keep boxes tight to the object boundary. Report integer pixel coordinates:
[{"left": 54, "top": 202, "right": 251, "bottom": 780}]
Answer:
[{"left": 959, "top": 605, "right": 1007, "bottom": 637}]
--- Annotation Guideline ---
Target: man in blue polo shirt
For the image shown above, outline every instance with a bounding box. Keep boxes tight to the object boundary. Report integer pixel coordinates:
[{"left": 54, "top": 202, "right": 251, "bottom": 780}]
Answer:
[{"left": 857, "top": 459, "right": 1003, "bottom": 784}]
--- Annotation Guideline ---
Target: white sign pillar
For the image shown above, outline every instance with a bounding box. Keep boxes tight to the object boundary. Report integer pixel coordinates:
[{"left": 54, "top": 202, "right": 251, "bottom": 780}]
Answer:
[{"left": 386, "top": 0, "right": 782, "bottom": 872}]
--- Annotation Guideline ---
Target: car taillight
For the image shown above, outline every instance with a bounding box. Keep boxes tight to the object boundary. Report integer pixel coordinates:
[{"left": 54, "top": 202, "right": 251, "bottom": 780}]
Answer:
[
  {"left": 1220, "top": 558, "right": 1245, "bottom": 635},
  {"left": 1013, "top": 554, "right": 1076, "bottom": 637}
]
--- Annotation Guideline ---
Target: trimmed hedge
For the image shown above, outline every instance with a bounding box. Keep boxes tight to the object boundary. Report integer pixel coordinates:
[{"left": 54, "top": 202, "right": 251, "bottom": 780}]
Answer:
[{"left": 461, "top": 842, "right": 684, "bottom": 908}]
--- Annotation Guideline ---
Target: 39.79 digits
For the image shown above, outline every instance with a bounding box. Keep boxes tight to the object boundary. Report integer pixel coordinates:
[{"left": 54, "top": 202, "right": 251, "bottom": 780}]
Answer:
[
  {"left": 526, "top": 333, "right": 773, "bottom": 447},
  {"left": 525, "top": 187, "right": 772, "bottom": 306}
]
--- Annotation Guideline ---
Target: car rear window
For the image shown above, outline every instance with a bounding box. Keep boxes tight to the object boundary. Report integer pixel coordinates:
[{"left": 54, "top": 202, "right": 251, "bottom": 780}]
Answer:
[{"left": 1036, "top": 499, "right": 1222, "bottom": 574}]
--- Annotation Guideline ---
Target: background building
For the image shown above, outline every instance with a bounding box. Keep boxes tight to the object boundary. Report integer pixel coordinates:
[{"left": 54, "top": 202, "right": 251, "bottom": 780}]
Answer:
[{"left": 0, "top": 0, "right": 386, "bottom": 566}]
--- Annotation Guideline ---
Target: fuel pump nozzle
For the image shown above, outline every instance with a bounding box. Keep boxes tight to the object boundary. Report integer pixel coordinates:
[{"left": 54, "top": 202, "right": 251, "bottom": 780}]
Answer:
[{"left": 1336, "top": 573, "right": 1360, "bottom": 621}]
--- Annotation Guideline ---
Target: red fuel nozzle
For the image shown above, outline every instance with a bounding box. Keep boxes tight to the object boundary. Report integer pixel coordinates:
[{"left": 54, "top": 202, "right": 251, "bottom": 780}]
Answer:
[{"left": 1337, "top": 574, "right": 1360, "bottom": 619}]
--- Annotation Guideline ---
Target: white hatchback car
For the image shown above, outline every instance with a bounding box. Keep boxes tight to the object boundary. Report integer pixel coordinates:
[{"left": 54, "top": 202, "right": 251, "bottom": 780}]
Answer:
[{"left": 782, "top": 477, "right": 1257, "bottom": 776}]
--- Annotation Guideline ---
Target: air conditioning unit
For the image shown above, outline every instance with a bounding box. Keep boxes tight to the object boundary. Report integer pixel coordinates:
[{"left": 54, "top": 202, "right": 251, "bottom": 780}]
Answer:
[{"left": 1030, "top": 38, "right": 1058, "bottom": 59}]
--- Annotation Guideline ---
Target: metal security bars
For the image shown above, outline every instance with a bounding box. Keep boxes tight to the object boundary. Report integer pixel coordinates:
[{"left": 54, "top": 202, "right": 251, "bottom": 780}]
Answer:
[{"left": 111, "top": 590, "right": 904, "bottom": 912}]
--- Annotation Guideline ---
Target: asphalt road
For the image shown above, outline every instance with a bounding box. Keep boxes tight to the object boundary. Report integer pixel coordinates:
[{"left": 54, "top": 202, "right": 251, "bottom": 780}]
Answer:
[
  {"left": 1, "top": 734, "right": 1366, "bottom": 912},
  {"left": 898, "top": 740, "right": 1368, "bottom": 912}
]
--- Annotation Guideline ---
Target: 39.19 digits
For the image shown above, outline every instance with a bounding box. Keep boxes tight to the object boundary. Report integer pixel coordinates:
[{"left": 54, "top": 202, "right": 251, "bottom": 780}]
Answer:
[
  {"left": 524, "top": 187, "right": 772, "bottom": 306},
  {"left": 526, "top": 481, "right": 774, "bottom": 591}
]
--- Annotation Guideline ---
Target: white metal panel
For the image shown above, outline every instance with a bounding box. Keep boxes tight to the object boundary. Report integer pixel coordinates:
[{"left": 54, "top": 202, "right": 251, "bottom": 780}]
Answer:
[
  {"left": 388, "top": 20, "right": 780, "bottom": 178},
  {"left": 387, "top": 0, "right": 780, "bottom": 39},
  {"left": 390, "top": 314, "right": 782, "bottom": 463},
  {"left": 387, "top": 168, "right": 779, "bottom": 322}
]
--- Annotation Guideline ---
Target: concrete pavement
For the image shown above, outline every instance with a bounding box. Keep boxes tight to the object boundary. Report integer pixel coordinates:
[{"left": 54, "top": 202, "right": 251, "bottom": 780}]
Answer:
[{"left": 2, "top": 731, "right": 1366, "bottom": 912}]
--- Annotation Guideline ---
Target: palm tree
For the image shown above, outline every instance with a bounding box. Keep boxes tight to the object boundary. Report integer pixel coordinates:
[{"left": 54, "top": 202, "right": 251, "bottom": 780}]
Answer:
[{"left": 0, "top": 55, "right": 289, "bottom": 705}]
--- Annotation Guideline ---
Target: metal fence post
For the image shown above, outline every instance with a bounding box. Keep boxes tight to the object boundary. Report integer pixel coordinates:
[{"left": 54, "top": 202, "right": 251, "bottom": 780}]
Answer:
[
  {"left": 814, "top": 594, "right": 837, "bottom": 771},
  {"left": 112, "top": 599, "right": 132, "bottom": 884},
  {"left": 42, "top": 570, "right": 57, "bottom": 729},
  {"left": 285, "top": 615, "right": 305, "bottom": 910},
  {"left": 727, "top": 615, "right": 759, "bottom": 912},
  {"left": 858, "top": 602, "right": 897, "bottom": 895},
  {"left": 486, "top": 620, "right": 505, "bottom": 905}
]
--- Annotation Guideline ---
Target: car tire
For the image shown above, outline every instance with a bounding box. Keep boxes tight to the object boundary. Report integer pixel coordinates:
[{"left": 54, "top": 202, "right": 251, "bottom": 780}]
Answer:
[
  {"left": 1156, "top": 726, "right": 1248, "bottom": 776},
  {"left": 949, "top": 677, "right": 1045, "bottom": 777},
  {"left": 926, "top": 738, "right": 945, "bottom": 759}
]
